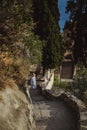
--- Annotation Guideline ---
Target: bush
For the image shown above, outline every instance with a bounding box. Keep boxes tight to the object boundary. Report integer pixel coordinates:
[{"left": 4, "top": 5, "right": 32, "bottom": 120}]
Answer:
[
  {"left": 53, "top": 75, "right": 72, "bottom": 91},
  {"left": 23, "top": 32, "right": 43, "bottom": 64},
  {"left": 73, "top": 65, "right": 87, "bottom": 98}
]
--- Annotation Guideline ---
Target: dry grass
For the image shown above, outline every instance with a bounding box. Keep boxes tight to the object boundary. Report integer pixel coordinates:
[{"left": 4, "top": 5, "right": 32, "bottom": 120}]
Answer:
[
  {"left": 0, "top": 44, "right": 31, "bottom": 90},
  {"left": 0, "top": 80, "right": 5, "bottom": 91},
  {"left": 0, "top": 95, "right": 3, "bottom": 101},
  {"left": 0, "top": 78, "right": 18, "bottom": 91}
]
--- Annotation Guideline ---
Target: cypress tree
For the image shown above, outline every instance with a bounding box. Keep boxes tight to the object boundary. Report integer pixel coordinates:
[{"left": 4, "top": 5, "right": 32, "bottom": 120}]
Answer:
[{"left": 33, "top": 0, "right": 63, "bottom": 72}]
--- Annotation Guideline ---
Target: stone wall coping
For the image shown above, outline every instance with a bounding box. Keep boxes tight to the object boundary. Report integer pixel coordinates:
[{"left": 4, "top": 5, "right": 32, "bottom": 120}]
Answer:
[
  {"left": 38, "top": 85, "right": 87, "bottom": 130},
  {"left": 37, "top": 68, "right": 87, "bottom": 130}
]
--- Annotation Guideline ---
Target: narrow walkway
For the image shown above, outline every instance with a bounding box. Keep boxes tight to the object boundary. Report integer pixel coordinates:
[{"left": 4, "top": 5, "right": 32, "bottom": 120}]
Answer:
[{"left": 30, "top": 88, "right": 78, "bottom": 130}]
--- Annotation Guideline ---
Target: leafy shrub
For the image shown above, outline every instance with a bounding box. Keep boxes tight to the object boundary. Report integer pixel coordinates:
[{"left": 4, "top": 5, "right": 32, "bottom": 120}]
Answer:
[
  {"left": 74, "top": 65, "right": 87, "bottom": 96},
  {"left": 23, "top": 32, "right": 43, "bottom": 64},
  {"left": 53, "top": 75, "right": 72, "bottom": 91},
  {"left": 60, "top": 81, "right": 72, "bottom": 90}
]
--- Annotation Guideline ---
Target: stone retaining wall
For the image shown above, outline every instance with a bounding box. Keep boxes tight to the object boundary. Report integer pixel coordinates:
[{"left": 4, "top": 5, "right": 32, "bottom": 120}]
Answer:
[
  {"left": 38, "top": 85, "right": 87, "bottom": 130},
  {"left": 38, "top": 69, "right": 54, "bottom": 90},
  {"left": 37, "top": 68, "right": 87, "bottom": 130}
]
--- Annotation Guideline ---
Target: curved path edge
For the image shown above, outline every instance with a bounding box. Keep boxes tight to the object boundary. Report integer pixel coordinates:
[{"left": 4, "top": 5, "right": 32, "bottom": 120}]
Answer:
[{"left": 38, "top": 87, "right": 87, "bottom": 130}]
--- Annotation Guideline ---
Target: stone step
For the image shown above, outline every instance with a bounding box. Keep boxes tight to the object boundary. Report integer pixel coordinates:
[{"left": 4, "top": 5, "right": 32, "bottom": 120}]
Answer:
[
  {"left": 31, "top": 96, "right": 46, "bottom": 102},
  {"left": 29, "top": 88, "right": 46, "bottom": 102},
  {"left": 60, "top": 61, "right": 74, "bottom": 79}
]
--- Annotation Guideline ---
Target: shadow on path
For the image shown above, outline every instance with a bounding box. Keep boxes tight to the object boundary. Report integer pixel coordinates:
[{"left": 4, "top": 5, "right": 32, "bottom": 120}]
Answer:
[
  {"left": 29, "top": 88, "right": 78, "bottom": 130},
  {"left": 45, "top": 100, "right": 78, "bottom": 130}
]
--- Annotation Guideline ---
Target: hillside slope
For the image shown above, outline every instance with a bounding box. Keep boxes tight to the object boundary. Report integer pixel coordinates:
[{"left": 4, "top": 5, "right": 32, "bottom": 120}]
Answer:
[{"left": 0, "top": 79, "right": 36, "bottom": 130}]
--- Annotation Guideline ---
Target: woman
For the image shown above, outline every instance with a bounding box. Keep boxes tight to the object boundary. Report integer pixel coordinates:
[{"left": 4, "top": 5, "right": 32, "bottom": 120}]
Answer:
[{"left": 31, "top": 73, "right": 37, "bottom": 89}]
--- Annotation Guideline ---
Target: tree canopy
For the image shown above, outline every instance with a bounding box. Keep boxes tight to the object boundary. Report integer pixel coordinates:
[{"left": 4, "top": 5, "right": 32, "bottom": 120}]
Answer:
[
  {"left": 33, "top": 0, "right": 63, "bottom": 70},
  {"left": 0, "top": 0, "right": 43, "bottom": 64},
  {"left": 0, "top": 0, "right": 64, "bottom": 69},
  {"left": 0, "top": 0, "right": 32, "bottom": 44},
  {"left": 65, "top": 0, "right": 87, "bottom": 66}
]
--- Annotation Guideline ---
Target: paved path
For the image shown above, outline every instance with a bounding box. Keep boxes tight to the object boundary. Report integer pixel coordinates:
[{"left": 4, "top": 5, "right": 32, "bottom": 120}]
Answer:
[{"left": 30, "top": 88, "right": 78, "bottom": 130}]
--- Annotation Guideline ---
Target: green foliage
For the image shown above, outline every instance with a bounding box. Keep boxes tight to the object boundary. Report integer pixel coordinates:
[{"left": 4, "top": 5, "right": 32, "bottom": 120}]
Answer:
[
  {"left": 0, "top": 0, "right": 32, "bottom": 44},
  {"left": 47, "top": 0, "right": 60, "bottom": 22},
  {"left": 53, "top": 75, "right": 73, "bottom": 92},
  {"left": 65, "top": 0, "right": 87, "bottom": 65},
  {"left": 33, "top": 0, "right": 64, "bottom": 69},
  {"left": 60, "top": 81, "right": 72, "bottom": 90},
  {"left": 74, "top": 65, "right": 87, "bottom": 92},
  {"left": 53, "top": 76, "right": 59, "bottom": 87},
  {"left": 23, "top": 32, "right": 42, "bottom": 64}
]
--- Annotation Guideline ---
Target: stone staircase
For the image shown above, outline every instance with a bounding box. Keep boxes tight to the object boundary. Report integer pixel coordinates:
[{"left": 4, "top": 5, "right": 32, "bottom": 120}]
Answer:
[
  {"left": 59, "top": 59, "right": 74, "bottom": 82},
  {"left": 60, "top": 60, "right": 74, "bottom": 79},
  {"left": 29, "top": 88, "right": 78, "bottom": 130}
]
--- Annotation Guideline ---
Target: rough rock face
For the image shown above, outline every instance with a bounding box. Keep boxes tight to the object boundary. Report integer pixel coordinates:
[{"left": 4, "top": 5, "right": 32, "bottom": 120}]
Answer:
[{"left": 0, "top": 83, "right": 36, "bottom": 130}]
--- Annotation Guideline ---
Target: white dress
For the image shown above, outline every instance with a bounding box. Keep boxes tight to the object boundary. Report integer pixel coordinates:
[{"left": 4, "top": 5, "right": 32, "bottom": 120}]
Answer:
[{"left": 31, "top": 76, "right": 36, "bottom": 89}]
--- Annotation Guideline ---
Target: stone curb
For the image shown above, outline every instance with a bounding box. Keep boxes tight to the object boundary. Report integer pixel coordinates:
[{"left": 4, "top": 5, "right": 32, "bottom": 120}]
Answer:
[{"left": 38, "top": 85, "right": 87, "bottom": 130}]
